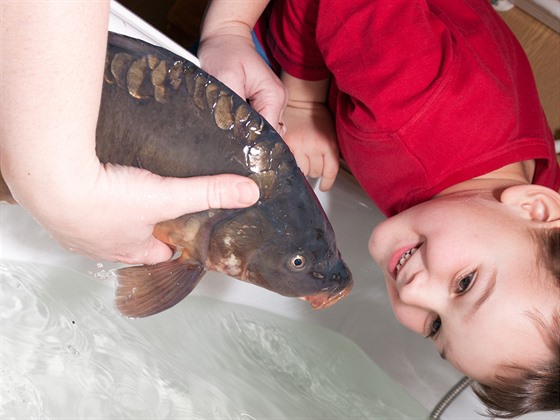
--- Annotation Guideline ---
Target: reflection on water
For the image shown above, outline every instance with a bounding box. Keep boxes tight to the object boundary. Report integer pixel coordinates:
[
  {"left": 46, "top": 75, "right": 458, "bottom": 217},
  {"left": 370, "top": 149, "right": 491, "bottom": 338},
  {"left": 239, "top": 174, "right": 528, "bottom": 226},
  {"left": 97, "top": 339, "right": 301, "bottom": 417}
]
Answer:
[{"left": 1, "top": 260, "right": 426, "bottom": 419}]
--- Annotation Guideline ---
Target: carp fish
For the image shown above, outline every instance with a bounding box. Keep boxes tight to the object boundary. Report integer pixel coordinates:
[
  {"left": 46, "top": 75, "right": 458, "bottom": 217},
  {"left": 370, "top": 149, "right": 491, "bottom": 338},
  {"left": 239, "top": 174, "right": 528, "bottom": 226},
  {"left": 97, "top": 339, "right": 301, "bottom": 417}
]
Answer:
[{"left": 2, "top": 32, "right": 353, "bottom": 317}]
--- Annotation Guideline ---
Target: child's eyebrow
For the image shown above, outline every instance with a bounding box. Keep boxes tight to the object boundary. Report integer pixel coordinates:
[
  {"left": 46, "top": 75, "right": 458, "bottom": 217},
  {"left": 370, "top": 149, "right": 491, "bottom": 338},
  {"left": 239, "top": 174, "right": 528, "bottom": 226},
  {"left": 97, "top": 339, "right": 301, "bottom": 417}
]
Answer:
[{"left": 470, "top": 269, "right": 498, "bottom": 316}]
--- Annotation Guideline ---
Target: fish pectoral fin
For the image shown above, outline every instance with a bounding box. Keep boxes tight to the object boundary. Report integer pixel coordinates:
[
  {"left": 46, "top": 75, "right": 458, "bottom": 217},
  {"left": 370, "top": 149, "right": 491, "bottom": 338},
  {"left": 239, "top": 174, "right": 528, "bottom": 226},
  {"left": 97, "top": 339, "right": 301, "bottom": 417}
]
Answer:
[{"left": 114, "top": 259, "right": 206, "bottom": 318}]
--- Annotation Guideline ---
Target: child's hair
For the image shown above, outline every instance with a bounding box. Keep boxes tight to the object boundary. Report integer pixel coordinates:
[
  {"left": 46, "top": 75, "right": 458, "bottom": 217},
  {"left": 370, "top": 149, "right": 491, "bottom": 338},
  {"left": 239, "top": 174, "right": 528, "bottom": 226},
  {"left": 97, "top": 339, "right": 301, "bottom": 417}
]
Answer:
[{"left": 471, "top": 227, "right": 560, "bottom": 418}]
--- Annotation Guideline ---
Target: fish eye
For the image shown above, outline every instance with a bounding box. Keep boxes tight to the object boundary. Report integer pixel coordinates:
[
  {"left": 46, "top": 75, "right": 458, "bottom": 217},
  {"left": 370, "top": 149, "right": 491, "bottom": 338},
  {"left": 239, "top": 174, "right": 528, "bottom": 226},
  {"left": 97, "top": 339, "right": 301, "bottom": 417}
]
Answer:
[{"left": 289, "top": 255, "right": 306, "bottom": 270}]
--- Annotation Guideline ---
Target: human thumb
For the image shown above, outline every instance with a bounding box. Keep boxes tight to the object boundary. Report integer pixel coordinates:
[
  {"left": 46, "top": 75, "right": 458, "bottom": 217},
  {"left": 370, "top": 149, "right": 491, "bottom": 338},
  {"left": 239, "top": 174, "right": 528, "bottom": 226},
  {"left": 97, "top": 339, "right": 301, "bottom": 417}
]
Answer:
[
  {"left": 94, "top": 167, "right": 260, "bottom": 265},
  {"left": 127, "top": 171, "right": 260, "bottom": 224},
  {"left": 135, "top": 173, "right": 259, "bottom": 264}
]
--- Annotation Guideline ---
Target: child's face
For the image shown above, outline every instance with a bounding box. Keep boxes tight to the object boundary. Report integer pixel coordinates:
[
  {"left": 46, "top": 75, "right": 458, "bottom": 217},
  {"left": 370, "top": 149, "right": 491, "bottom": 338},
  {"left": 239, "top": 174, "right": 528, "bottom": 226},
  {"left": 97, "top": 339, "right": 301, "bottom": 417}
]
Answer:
[{"left": 368, "top": 191, "right": 557, "bottom": 384}]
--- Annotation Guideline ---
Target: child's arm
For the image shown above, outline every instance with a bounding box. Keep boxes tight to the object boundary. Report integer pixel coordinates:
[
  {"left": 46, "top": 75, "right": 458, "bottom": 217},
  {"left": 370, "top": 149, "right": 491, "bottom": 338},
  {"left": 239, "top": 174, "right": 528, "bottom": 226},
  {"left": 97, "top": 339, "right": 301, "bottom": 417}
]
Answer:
[
  {"left": 281, "top": 72, "right": 339, "bottom": 192},
  {"left": 199, "top": 0, "right": 338, "bottom": 191}
]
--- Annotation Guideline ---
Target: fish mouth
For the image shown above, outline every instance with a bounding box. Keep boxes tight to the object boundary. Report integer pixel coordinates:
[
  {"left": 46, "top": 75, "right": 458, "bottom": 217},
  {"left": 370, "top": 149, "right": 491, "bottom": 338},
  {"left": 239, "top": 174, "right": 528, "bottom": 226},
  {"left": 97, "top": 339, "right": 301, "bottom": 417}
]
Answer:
[{"left": 300, "top": 282, "right": 353, "bottom": 309}]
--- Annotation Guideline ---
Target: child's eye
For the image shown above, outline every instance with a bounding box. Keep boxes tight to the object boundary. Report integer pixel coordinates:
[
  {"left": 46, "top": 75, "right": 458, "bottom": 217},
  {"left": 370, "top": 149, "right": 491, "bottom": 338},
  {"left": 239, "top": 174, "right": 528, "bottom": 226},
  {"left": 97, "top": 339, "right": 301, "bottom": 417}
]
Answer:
[
  {"left": 456, "top": 271, "right": 476, "bottom": 295},
  {"left": 425, "top": 316, "right": 441, "bottom": 339}
]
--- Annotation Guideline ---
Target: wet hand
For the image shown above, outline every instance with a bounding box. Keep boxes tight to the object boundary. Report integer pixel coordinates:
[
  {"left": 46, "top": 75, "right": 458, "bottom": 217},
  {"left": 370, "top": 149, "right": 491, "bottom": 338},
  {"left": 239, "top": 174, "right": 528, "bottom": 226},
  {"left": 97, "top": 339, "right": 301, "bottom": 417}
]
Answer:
[{"left": 9, "top": 162, "right": 259, "bottom": 266}]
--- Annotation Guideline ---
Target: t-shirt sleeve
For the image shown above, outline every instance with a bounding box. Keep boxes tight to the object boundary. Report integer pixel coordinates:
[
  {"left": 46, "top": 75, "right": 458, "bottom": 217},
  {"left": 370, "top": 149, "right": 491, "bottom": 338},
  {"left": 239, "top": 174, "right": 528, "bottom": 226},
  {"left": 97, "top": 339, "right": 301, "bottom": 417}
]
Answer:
[
  {"left": 267, "top": 0, "right": 330, "bottom": 81},
  {"left": 267, "top": 0, "right": 454, "bottom": 125}
]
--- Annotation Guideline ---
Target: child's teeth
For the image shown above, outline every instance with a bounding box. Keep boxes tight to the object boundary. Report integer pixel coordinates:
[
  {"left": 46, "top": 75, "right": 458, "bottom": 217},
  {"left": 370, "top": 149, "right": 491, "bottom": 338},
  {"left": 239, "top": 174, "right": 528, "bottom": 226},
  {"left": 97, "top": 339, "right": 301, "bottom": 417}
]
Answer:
[{"left": 396, "top": 247, "right": 417, "bottom": 273}]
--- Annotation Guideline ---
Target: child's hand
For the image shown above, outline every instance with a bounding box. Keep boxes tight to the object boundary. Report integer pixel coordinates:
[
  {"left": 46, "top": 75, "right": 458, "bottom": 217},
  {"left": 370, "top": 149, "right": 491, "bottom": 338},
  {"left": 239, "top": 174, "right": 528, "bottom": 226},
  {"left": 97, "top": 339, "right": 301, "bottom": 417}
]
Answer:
[
  {"left": 283, "top": 102, "right": 339, "bottom": 192},
  {"left": 199, "top": 0, "right": 286, "bottom": 132},
  {"left": 198, "top": 33, "right": 287, "bottom": 134}
]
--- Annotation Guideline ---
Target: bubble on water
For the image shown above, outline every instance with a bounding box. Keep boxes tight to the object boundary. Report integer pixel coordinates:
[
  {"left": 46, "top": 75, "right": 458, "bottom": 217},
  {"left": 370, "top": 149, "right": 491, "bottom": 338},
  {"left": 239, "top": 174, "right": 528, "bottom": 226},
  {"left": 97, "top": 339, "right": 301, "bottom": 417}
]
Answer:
[
  {"left": 65, "top": 344, "right": 80, "bottom": 356},
  {"left": 92, "top": 268, "right": 117, "bottom": 285}
]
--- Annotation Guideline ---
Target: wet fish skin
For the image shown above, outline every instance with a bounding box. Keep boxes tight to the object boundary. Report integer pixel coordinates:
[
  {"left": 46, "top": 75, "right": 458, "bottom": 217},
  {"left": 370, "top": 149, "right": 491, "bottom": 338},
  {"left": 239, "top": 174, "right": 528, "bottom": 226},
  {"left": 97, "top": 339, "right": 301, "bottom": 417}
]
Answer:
[{"left": 5, "top": 32, "right": 353, "bottom": 317}]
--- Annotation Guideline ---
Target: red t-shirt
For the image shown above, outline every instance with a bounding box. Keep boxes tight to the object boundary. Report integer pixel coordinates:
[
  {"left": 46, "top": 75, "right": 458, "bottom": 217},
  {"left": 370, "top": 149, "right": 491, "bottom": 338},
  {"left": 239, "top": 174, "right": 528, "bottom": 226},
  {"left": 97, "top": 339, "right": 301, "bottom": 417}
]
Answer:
[{"left": 256, "top": 0, "right": 560, "bottom": 216}]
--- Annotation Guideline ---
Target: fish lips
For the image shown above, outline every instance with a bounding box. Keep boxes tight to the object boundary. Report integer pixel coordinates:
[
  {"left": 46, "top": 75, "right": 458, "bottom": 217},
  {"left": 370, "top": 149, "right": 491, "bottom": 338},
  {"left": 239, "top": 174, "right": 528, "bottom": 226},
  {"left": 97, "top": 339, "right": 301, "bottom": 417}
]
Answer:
[{"left": 302, "top": 260, "right": 353, "bottom": 309}]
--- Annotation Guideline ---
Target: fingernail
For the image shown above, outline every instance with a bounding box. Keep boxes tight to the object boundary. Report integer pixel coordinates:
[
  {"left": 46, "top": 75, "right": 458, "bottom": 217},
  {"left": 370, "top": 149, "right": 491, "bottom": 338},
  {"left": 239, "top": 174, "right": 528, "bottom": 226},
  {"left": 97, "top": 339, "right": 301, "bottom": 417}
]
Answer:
[{"left": 237, "top": 181, "right": 260, "bottom": 205}]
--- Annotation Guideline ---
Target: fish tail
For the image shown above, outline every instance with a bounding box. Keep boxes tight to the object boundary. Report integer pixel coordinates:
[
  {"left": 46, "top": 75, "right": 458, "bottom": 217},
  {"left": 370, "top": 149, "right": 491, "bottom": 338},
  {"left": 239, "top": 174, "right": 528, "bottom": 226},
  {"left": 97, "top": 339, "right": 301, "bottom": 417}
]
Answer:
[{"left": 114, "top": 258, "right": 206, "bottom": 318}]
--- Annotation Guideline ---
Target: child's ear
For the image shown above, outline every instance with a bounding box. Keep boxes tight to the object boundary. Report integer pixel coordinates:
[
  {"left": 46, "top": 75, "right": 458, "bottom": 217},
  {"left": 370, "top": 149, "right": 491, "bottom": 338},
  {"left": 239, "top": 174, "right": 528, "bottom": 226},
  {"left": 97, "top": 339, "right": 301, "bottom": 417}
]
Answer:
[{"left": 500, "top": 184, "right": 560, "bottom": 222}]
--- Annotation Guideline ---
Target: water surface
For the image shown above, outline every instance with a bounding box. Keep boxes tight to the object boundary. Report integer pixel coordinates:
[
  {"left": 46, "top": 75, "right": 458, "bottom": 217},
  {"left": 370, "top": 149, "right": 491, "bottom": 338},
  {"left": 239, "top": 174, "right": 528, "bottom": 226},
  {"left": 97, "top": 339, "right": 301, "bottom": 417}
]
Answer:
[{"left": 1, "top": 260, "right": 427, "bottom": 419}]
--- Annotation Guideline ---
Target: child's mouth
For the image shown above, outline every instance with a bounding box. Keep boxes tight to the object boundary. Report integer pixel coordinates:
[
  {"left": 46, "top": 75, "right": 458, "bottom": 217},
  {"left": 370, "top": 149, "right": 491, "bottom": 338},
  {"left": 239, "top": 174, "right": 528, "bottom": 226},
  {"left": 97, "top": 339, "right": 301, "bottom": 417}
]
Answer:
[
  {"left": 389, "top": 244, "right": 422, "bottom": 279},
  {"left": 396, "top": 247, "right": 418, "bottom": 273}
]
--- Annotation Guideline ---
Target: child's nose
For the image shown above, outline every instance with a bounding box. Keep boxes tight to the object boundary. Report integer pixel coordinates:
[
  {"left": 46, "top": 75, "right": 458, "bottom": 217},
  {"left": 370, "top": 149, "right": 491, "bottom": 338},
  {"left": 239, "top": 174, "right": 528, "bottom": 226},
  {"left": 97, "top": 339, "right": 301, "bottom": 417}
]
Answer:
[{"left": 398, "top": 271, "right": 448, "bottom": 312}]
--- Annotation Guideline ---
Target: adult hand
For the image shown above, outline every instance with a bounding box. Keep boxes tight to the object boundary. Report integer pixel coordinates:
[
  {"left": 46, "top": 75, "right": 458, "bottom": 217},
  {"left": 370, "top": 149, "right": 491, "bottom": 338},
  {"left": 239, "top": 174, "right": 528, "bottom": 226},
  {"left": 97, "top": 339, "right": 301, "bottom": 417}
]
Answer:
[{"left": 5, "top": 163, "right": 258, "bottom": 265}]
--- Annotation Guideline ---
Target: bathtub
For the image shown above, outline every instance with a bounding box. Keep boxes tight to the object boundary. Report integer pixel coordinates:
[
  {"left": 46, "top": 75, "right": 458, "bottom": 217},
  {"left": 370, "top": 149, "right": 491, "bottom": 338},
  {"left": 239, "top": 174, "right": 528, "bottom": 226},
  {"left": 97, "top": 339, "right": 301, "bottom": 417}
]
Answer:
[{"left": 0, "top": 2, "right": 554, "bottom": 419}]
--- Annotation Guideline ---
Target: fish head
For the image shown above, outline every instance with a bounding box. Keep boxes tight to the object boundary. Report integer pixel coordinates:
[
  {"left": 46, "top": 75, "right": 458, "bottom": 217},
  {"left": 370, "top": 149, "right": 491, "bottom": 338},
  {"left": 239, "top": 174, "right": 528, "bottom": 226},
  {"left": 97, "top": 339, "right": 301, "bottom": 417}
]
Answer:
[
  {"left": 244, "top": 236, "right": 353, "bottom": 309},
  {"left": 207, "top": 176, "right": 353, "bottom": 309}
]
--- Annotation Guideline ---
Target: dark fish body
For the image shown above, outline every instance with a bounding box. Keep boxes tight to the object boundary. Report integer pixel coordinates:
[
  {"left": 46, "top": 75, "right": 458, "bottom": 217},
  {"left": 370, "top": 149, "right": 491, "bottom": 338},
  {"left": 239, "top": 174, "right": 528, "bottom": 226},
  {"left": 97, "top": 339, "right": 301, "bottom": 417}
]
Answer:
[{"left": 6, "top": 32, "right": 353, "bottom": 317}]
